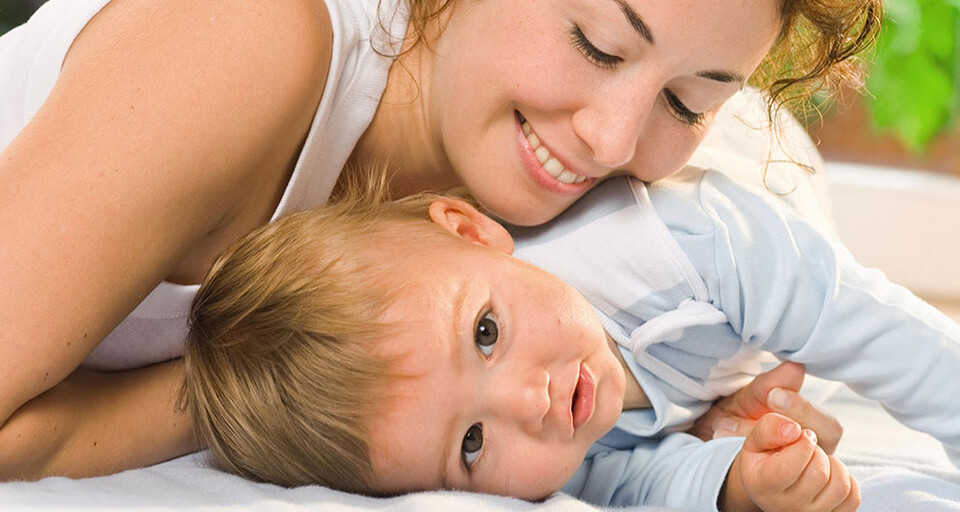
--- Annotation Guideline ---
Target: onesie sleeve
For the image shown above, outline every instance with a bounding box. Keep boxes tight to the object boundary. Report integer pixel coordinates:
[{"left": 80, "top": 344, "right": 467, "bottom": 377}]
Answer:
[
  {"left": 654, "top": 169, "right": 960, "bottom": 469},
  {"left": 563, "top": 433, "right": 743, "bottom": 511}
]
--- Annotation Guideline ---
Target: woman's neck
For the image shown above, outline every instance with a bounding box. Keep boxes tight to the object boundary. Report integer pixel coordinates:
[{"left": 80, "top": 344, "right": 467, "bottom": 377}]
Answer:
[{"left": 346, "top": 33, "right": 458, "bottom": 197}]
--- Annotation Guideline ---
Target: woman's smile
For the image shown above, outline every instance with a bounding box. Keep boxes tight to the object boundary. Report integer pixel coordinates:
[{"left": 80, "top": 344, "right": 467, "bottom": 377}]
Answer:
[{"left": 515, "top": 111, "right": 596, "bottom": 196}]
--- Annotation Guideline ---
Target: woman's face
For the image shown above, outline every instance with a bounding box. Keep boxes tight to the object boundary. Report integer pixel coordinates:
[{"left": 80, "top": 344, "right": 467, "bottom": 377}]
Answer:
[{"left": 426, "top": 0, "right": 780, "bottom": 225}]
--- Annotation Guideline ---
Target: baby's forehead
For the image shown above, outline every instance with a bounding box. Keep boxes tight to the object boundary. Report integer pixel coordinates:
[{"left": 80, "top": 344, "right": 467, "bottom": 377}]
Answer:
[
  {"left": 372, "top": 326, "right": 449, "bottom": 385},
  {"left": 364, "top": 339, "right": 456, "bottom": 493}
]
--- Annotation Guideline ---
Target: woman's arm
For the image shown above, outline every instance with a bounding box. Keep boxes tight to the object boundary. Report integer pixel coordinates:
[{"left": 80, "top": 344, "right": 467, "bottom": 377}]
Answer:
[
  {"left": 0, "top": 0, "right": 332, "bottom": 425},
  {"left": 0, "top": 360, "right": 195, "bottom": 480}
]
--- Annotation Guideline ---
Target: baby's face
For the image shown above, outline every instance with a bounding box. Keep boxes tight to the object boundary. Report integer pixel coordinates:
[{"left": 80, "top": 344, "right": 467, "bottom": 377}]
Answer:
[{"left": 365, "top": 229, "right": 626, "bottom": 500}]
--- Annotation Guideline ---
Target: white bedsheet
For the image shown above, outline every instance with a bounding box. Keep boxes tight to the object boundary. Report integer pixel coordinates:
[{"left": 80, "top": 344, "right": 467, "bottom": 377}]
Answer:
[
  {"left": 829, "top": 386, "right": 960, "bottom": 512},
  {"left": 2, "top": 386, "right": 958, "bottom": 512}
]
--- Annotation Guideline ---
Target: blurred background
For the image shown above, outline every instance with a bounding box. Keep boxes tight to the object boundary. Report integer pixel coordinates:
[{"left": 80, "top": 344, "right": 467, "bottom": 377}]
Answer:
[
  {"left": 1, "top": 0, "right": 959, "bottom": 308},
  {"left": 805, "top": 0, "right": 959, "bottom": 174}
]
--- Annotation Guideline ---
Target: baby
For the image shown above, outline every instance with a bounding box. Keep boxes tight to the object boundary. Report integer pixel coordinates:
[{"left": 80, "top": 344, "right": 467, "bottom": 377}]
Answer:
[{"left": 181, "top": 171, "right": 960, "bottom": 512}]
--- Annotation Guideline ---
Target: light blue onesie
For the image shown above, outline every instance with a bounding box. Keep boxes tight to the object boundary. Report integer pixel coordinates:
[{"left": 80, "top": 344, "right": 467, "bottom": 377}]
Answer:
[{"left": 508, "top": 169, "right": 960, "bottom": 511}]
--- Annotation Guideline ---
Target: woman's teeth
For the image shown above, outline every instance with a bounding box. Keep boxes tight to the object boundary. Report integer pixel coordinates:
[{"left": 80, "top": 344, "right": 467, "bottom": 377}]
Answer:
[{"left": 521, "top": 121, "right": 587, "bottom": 185}]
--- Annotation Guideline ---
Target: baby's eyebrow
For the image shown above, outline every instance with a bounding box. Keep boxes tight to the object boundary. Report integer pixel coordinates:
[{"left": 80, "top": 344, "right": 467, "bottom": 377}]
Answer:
[
  {"left": 450, "top": 282, "right": 468, "bottom": 355},
  {"left": 440, "top": 423, "right": 453, "bottom": 489},
  {"left": 440, "top": 283, "right": 469, "bottom": 489}
]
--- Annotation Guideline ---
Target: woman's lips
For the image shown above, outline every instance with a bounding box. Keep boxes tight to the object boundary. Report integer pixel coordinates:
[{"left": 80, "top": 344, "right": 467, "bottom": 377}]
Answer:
[
  {"left": 572, "top": 363, "right": 596, "bottom": 430},
  {"left": 514, "top": 111, "right": 594, "bottom": 197}
]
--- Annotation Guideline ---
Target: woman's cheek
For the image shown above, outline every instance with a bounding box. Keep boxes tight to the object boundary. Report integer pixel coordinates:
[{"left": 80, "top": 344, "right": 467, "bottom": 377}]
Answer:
[{"left": 635, "top": 122, "right": 712, "bottom": 181}]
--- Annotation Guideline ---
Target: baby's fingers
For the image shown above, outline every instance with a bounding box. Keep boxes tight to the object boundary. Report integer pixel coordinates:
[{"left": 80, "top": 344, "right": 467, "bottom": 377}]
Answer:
[
  {"left": 753, "top": 428, "right": 820, "bottom": 491},
  {"left": 832, "top": 472, "right": 861, "bottom": 512},
  {"left": 767, "top": 387, "right": 844, "bottom": 455},
  {"left": 781, "top": 439, "right": 832, "bottom": 499},
  {"left": 742, "top": 413, "right": 802, "bottom": 453},
  {"left": 807, "top": 456, "right": 857, "bottom": 512}
]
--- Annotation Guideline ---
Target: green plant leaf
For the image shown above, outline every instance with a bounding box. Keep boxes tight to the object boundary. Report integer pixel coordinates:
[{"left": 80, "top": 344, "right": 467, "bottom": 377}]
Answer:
[
  {"left": 880, "top": 0, "right": 924, "bottom": 53},
  {"left": 866, "top": 49, "right": 953, "bottom": 152},
  {"left": 858, "top": 0, "right": 958, "bottom": 153},
  {"left": 919, "top": 0, "right": 959, "bottom": 61}
]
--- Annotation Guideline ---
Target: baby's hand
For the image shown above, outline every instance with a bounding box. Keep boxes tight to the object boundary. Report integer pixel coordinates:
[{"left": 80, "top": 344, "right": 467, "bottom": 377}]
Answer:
[{"left": 726, "top": 413, "right": 860, "bottom": 512}]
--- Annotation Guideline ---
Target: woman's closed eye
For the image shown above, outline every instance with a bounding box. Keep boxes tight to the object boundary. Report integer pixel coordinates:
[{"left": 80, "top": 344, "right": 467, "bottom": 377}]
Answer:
[
  {"left": 664, "top": 89, "right": 706, "bottom": 126},
  {"left": 569, "top": 25, "right": 622, "bottom": 70},
  {"left": 475, "top": 312, "right": 499, "bottom": 357},
  {"left": 461, "top": 423, "right": 483, "bottom": 469}
]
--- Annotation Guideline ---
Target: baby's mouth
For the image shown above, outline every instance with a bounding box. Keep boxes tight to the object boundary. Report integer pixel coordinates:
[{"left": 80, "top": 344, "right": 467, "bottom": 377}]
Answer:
[{"left": 571, "top": 363, "right": 596, "bottom": 430}]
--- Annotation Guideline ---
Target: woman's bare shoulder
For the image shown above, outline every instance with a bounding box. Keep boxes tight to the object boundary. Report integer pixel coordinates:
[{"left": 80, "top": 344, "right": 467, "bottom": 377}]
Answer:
[
  {"left": 64, "top": 0, "right": 334, "bottom": 107},
  {"left": 42, "top": 0, "right": 337, "bottom": 203},
  {"left": 0, "top": 0, "right": 334, "bottom": 425}
]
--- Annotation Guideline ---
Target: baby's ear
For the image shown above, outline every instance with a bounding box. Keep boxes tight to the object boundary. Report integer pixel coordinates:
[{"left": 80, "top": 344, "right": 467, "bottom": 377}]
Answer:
[{"left": 428, "top": 198, "right": 514, "bottom": 254}]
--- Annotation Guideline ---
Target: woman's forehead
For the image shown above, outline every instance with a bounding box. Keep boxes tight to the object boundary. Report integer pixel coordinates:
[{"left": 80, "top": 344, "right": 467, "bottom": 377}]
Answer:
[{"left": 560, "top": 0, "right": 780, "bottom": 56}]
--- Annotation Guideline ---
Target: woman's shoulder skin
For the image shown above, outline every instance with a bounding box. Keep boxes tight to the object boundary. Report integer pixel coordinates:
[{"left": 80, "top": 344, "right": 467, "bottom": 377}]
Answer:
[{"left": 0, "top": 0, "right": 333, "bottom": 427}]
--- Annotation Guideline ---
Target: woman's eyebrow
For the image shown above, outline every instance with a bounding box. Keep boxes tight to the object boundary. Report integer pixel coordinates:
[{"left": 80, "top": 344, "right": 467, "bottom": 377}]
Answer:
[
  {"left": 610, "top": 0, "right": 654, "bottom": 44},
  {"left": 607, "top": 0, "right": 745, "bottom": 87},
  {"left": 696, "top": 70, "right": 746, "bottom": 87}
]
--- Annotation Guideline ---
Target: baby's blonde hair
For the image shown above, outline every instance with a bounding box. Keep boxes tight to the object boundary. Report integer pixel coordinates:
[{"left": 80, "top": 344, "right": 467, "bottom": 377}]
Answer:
[{"left": 181, "top": 171, "right": 457, "bottom": 492}]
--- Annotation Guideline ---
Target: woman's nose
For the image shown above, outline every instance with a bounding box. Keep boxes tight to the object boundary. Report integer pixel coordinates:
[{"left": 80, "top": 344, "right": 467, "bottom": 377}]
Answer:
[
  {"left": 490, "top": 368, "right": 550, "bottom": 433},
  {"left": 572, "top": 77, "right": 658, "bottom": 170}
]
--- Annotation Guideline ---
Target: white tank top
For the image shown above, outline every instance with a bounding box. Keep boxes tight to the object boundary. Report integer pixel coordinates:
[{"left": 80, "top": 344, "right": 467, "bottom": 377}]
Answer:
[{"left": 0, "top": 0, "right": 408, "bottom": 370}]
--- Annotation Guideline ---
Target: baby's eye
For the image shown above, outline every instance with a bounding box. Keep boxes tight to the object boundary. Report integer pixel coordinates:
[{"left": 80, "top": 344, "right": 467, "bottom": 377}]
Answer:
[
  {"left": 475, "top": 313, "right": 499, "bottom": 357},
  {"left": 461, "top": 423, "right": 483, "bottom": 468}
]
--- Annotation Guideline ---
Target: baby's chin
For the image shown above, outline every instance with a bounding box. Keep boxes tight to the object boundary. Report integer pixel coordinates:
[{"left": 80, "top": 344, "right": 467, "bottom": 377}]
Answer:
[{"left": 594, "top": 346, "right": 628, "bottom": 433}]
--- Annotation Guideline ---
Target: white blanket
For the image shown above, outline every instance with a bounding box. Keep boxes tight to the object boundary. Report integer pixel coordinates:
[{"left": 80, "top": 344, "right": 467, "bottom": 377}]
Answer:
[{"left": 2, "top": 386, "right": 957, "bottom": 512}]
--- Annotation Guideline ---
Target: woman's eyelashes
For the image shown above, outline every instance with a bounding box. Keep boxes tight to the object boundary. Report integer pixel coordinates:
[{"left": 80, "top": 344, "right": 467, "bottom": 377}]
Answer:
[
  {"left": 461, "top": 423, "right": 483, "bottom": 469},
  {"left": 569, "top": 24, "right": 706, "bottom": 127},
  {"left": 475, "top": 312, "right": 499, "bottom": 357},
  {"left": 664, "top": 89, "right": 706, "bottom": 126},
  {"left": 570, "top": 25, "right": 622, "bottom": 70}
]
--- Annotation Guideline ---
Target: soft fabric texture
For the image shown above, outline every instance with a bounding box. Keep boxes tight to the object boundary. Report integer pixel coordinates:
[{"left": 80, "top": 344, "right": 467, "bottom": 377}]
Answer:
[{"left": 0, "top": 0, "right": 407, "bottom": 370}]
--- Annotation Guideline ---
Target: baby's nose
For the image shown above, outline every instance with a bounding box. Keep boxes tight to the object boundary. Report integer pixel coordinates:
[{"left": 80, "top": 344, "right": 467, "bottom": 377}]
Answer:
[{"left": 494, "top": 369, "right": 550, "bottom": 433}]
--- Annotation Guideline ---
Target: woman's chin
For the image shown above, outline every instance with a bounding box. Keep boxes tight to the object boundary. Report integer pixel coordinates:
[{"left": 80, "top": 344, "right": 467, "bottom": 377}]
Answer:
[{"left": 471, "top": 184, "right": 577, "bottom": 227}]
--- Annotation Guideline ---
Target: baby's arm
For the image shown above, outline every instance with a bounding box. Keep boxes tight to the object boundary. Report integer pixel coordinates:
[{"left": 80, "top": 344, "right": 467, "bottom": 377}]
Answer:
[
  {"left": 722, "top": 413, "right": 860, "bottom": 512},
  {"left": 0, "top": 360, "right": 195, "bottom": 479},
  {"left": 653, "top": 169, "right": 960, "bottom": 466}
]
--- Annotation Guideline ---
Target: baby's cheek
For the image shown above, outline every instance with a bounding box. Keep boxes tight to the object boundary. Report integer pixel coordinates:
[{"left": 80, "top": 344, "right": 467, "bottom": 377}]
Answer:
[{"left": 496, "top": 447, "right": 582, "bottom": 500}]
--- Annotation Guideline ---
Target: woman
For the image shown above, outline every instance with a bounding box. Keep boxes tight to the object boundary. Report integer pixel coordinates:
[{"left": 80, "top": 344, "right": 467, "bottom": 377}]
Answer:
[{"left": 0, "top": 0, "right": 877, "bottom": 478}]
